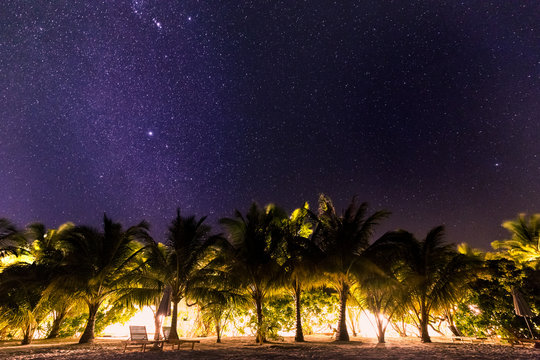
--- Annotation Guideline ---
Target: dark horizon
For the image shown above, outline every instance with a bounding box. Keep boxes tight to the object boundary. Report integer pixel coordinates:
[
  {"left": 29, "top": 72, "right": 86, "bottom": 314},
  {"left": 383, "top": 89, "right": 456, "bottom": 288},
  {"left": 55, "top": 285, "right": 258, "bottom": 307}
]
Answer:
[{"left": 1, "top": 1, "right": 539, "bottom": 249}]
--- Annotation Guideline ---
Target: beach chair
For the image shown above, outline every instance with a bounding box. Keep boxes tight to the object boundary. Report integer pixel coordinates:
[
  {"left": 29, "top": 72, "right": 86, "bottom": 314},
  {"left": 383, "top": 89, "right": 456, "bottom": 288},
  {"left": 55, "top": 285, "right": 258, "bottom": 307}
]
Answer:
[
  {"left": 451, "top": 336, "right": 487, "bottom": 343},
  {"left": 123, "top": 325, "right": 165, "bottom": 352},
  {"left": 163, "top": 326, "right": 201, "bottom": 350},
  {"left": 503, "top": 337, "right": 540, "bottom": 348}
]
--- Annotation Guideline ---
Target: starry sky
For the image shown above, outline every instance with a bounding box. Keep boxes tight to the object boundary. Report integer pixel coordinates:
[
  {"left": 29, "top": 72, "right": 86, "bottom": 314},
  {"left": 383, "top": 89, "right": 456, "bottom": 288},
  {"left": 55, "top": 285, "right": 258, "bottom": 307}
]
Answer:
[{"left": 1, "top": 1, "right": 539, "bottom": 249}]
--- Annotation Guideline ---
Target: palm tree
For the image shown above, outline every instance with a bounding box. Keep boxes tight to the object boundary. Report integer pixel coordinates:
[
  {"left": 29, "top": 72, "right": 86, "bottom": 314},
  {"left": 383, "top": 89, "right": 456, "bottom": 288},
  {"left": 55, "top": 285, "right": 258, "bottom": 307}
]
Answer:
[
  {"left": 219, "top": 203, "right": 287, "bottom": 343},
  {"left": 0, "top": 261, "right": 50, "bottom": 344},
  {"left": 0, "top": 222, "right": 75, "bottom": 344},
  {"left": 26, "top": 222, "right": 80, "bottom": 339},
  {"left": 392, "top": 226, "right": 480, "bottom": 342},
  {"left": 313, "top": 194, "right": 389, "bottom": 341},
  {"left": 279, "top": 203, "right": 322, "bottom": 342},
  {"left": 0, "top": 218, "right": 25, "bottom": 258},
  {"left": 492, "top": 213, "right": 540, "bottom": 269},
  {"left": 188, "top": 263, "right": 248, "bottom": 343},
  {"left": 54, "top": 215, "right": 148, "bottom": 343},
  {"left": 356, "top": 231, "right": 409, "bottom": 343},
  {"left": 121, "top": 240, "right": 170, "bottom": 342},
  {"left": 163, "top": 209, "right": 219, "bottom": 341}
]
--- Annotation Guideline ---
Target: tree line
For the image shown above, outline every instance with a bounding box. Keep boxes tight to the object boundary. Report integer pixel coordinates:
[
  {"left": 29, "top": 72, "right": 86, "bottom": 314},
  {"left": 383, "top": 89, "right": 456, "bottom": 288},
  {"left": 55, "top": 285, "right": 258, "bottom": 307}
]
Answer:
[{"left": 0, "top": 194, "right": 538, "bottom": 345}]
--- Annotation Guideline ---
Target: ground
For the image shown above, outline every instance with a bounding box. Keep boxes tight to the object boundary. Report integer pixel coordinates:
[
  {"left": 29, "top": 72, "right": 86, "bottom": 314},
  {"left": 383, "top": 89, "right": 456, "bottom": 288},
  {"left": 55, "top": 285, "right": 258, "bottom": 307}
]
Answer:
[{"left": 0, "top": 335, "right": 538, "bottom": 360}]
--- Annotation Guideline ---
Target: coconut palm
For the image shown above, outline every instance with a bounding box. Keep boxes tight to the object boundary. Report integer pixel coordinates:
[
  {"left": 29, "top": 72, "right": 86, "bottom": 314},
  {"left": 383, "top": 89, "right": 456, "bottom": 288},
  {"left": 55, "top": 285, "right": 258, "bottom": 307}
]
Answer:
[
  {"left": 25, "top": 222, "right": 81, "bottom": 339},
  {"left": 162, "top": 209, "right": 219, "bottom": 341},
  {"left": 492, "top": 213, "right": 540, "bottom": 269},
  {"left": 279, "top": 203, "right": 322, "bottom": 342},
  {"left": 0, "top": 222, "right": 75, "bottom": 344},
  {"left": 119, "top": 240, "right": 170, "bottom": 341},
  {"left": 0, "top": 218, "right": 25, "bottom": 259},
  {"left": 54, "top": 215, "right": 148, "bottom": 343},
  {"left": 219, "top": 203, "right": 287, "bottom": 343},
  {"left": 188, "top": 262, "right": 249, "bottom": 343},
  {"left": 0, "top": 260, "right": 51, "bottom": 344},
  {"left": 355, "top": 231, "right": 410, "bottom": 343},
  {"left": 392, "top": 226, "right": 481, "bottom": 342},
  {"left": 313, "top": 194, "right": 389, "bottom": 341}
]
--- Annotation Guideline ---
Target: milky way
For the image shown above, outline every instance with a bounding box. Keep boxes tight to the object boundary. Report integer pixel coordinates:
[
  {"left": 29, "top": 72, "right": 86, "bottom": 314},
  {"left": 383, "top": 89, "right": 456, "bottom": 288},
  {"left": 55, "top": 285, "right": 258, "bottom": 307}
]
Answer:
[{"left": 1, "top": 1, "right": 539, "bottom": 248}]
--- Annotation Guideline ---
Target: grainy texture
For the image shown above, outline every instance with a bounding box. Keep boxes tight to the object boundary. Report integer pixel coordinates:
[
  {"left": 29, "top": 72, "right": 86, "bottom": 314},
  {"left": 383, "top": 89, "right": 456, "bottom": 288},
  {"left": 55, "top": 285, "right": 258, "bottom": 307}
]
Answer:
[{"left": 1, "top": 336, "right": 538, "bottom": 360}]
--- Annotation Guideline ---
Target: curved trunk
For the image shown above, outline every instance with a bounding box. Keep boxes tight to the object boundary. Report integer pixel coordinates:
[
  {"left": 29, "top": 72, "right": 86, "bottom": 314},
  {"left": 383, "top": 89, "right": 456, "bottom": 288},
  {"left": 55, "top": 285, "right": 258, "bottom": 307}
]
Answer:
[
  {"left": 336, "top": 283, "right": 350, "bottom": 341},
  {"left": 390, "top": 317, "right": 408, "bottom": 337},
  {"left": 47, "top": 309, "right": 68, "bottom": 339},
  {"left": 79, "top": 302, "right": 99, "bottom": 344},
  {"left": 445, "top": 309, "right": 461, "bottom": 337},
  {"left": 169, "top": 299, "right": 179, "bottom": 340},
  {"left": 419, "top": 302, "right": 431, "bottom": 343},
  {"left": 153, "top": 313, "right": 163, "bottom": 340},
  {"left": 294, "top": 283, "right": 304, "bottom": 342},
  {"left": 152, "top": 312, "right": 165, "bottom": 349},
  {"left": 255, "top": 295, "right": 265, "bottom": 343},
  {"left": 21, "top": 323, "right": 36, "bottom": 345},
  {"left": 347, "top": 308, "right": 357, "bottom": 337},
  {"left": 375, "top": 315, "right": 385, "bottom": 343},
  {"left": 216, "top": 323, "right": 221, "bottom": 343}
]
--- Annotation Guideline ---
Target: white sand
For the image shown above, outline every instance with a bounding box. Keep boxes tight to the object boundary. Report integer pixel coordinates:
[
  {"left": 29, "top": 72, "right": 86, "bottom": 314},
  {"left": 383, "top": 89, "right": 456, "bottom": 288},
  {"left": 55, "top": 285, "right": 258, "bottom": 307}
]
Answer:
[{"left": 1, "top": 335, "right": 538, "bottom": 360}]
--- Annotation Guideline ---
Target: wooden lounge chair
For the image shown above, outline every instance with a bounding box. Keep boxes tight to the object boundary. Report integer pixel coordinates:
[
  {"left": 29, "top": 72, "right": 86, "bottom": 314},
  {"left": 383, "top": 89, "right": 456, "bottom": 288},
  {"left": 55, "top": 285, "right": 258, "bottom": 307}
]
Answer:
[
  {"left": 503, "top": 337, "right": 540, "bottom": 348},
  {"left": 123, "top": 325, "right": 165, "bottom": 352},
  {"left": 163, "top": 326, "right": 201, "bottom": 350},
  {"left": 451, "top": 336, "right": 488, "bottom": 343}
]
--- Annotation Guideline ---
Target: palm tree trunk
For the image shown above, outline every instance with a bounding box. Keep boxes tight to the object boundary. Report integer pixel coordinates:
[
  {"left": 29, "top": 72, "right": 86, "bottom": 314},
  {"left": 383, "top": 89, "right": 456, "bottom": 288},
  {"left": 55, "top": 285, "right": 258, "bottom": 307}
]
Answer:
[
  {"left": 79, "top": 302, "right": 99, "bottom": 344},
  {"left": 347, "top": 308, "right": 357, "bottom": 337},
  {"left": 372, "top": 313, "right": 384, "bottom": 343},
  {"left": 47, "top": 309, "right": 68, "bottom": 339},
  {"left": 419, "top": 302, "right": 431, "bottom": 343},
  {"left": 169, "top": 299, "right": 179, "bottom": 340},
  {"left": 294, "top": 283, "right": 304, "bottom": 342},
  {"left": 153, "top": 313, "right": 163, "bottom": 340},
  {"left": 216, "top": 323, "right": 221, "bottom": 343},
  {"left": 255, "top": 295, "right": 265, "bottom": 343},
  {"left": 445, "top": 309, "right": 461, "bottom": 336},
  {"left": 336, "top": 283, "right": 350, "bottom": 341},
  {"left": 390, "top": 316, "right": 408, "bottom": 337},
  {"left": 21, "top": 323, "right": 35, "bottom": 345}
]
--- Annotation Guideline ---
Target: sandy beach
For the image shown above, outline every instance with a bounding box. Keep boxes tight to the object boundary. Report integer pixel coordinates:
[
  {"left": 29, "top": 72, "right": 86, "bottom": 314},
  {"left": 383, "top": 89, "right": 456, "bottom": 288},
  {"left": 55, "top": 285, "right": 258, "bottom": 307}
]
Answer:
[{"left": 1, "top": 335, "right": 538, "bottom": 360}]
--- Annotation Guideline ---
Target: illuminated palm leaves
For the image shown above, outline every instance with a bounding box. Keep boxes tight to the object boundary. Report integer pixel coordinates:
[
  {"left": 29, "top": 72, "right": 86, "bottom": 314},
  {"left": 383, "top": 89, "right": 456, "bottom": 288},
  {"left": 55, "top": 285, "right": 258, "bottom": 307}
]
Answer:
[
  {"left": 314, "top": 194, "right": 390, "bottom": 341},
  {"left": 53, "top": 215, "right": 149, "bottom": 343},
  {"left": 163, "top": 209, "right": 218, "bottom": 340},
  {"left": 219, "top": 203, "right": 287, "bottom": 343},
  {"left": 492, "top": 214, "right": 540, "bottom": 268}
]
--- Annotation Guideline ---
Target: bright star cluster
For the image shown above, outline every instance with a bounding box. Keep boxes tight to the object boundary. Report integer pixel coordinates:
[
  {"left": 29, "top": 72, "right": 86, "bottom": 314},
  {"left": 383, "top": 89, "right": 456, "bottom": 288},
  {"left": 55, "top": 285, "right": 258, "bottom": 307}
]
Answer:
[{"left": 0, "top": 1, "right": 539, "bottom": 247}]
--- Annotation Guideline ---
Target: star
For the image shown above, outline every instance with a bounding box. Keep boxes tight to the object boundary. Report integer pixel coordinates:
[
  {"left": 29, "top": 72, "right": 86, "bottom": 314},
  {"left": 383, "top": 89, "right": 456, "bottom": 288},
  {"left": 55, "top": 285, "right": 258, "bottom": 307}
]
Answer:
[{"left": 147, "top": 131, "right": 154, "bottom": 136}]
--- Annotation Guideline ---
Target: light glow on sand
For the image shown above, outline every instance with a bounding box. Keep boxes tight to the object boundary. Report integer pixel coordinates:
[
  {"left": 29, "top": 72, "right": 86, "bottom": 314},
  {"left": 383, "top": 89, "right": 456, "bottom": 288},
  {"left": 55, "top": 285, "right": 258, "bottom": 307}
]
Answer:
[{"left": 102, "top": 306, "right": 156, "bottom": 338}]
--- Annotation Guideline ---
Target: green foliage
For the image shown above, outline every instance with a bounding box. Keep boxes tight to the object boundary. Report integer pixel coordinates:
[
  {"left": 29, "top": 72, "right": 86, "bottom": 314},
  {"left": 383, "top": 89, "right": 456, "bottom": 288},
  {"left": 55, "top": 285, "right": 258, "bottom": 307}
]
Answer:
[
  {"left": 454, "top": 259, "right": 539, "bottom": 338},
  {"left": 95, "top": 303, "right": 138, "bottom": 335},
  {"left": 300, "top": 288, "right": 339, "bottom": 335},
  {"left": 3, "top": 209, "right": 540, "bottom": 344},
  {"left": 54, "top": 313, "right": 87, "bottom": 338},
  {"left": 492, "top": 214, "right": 540, "bottom": 269},
  {"left": 263, "top": 296, "right": 295, "bottom": 339},
  {"left": 219, "top": 203, "right": 288, "bottom": 342}
]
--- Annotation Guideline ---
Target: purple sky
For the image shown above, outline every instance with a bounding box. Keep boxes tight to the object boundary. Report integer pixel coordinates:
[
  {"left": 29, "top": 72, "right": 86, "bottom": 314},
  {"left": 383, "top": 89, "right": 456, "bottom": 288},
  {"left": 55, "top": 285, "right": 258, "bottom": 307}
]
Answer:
[{"left": 1, "top": 1, "right": 539, "bottom": 248}]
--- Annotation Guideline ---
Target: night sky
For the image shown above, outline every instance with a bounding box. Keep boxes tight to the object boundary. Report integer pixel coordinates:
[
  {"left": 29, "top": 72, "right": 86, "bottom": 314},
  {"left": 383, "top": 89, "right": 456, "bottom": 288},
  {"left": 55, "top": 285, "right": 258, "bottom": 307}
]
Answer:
[{"left": 1, "top": 1, "right": 539, "bottom": 249}]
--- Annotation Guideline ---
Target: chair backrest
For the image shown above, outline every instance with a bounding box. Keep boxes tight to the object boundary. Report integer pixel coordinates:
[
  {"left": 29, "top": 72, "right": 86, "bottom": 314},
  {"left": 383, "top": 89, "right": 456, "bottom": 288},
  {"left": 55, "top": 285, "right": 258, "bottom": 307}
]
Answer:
[
  {"left": 162, "top": 326, "right": 171, "bottom": 340},
  {"left": 129, "top": 325, "right": 148, "bottom": 341}
]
